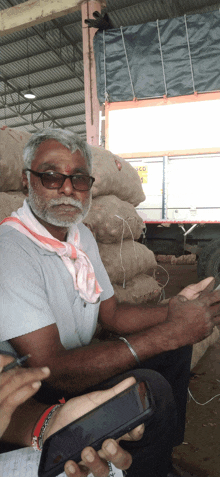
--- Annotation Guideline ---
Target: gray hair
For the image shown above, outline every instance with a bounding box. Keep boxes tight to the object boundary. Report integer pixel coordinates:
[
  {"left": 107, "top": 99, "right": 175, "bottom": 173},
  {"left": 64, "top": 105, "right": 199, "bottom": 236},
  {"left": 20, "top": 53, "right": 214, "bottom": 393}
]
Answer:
[{"left": 23, "top": 128, "right": 93, "bottom": 173}]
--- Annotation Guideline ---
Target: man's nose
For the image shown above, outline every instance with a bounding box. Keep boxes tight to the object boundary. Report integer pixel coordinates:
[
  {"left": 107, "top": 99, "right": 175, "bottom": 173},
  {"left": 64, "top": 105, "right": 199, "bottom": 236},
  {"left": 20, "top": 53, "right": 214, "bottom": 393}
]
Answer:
[{"left": 58, "top": 177, "right": 75, "bottom": 195}]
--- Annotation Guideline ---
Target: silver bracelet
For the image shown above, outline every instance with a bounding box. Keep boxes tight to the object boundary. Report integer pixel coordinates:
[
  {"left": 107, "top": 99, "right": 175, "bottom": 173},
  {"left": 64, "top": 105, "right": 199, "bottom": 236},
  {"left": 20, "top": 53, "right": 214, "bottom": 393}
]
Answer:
[
  {"left": 38, "top": 404, "right": 62, "bottom": 450},
  {"left": 119, "top": 337, "right": 141, "bottom": 366}
]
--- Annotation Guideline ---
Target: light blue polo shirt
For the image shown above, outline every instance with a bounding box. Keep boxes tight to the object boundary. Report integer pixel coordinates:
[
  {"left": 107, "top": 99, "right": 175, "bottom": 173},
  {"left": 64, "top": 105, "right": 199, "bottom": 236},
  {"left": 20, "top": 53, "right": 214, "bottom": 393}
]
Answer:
[{"left": 0, "top": 218, "right": 114, "bottom": 350}]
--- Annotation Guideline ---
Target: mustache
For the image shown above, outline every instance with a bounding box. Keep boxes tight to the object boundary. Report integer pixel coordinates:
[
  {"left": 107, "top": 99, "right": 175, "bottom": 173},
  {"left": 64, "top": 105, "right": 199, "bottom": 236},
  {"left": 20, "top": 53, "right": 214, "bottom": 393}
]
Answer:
[{"left": 48, "top": 198, "right": 83, "bottom": 209}]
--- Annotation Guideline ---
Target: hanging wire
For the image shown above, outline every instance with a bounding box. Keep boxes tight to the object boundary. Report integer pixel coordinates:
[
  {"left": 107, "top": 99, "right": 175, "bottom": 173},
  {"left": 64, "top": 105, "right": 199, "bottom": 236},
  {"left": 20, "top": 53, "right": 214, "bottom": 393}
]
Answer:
[
  {"left": 156, "top": 20, "right": 168, "bottom": 97},
  {"left": 103, "top": 30, "right": 109, "bottom": 102},
  {"left": 26, "top": 29, "right": 30, "bottom": 90},
  {"left": 184, "top": 14, "right": 196, "bottom": 94},
  {"left": 155, "top": 263, "right": 170, "bottom": 290},
  {"left": 120, "top": 26, "right": 136, "bottom": 100},
  {"left": 118, "top": 217, "right": 126, "bottom": 288},
  {"left": 114, "top": 215, "right": 138, "bottom": 289}
]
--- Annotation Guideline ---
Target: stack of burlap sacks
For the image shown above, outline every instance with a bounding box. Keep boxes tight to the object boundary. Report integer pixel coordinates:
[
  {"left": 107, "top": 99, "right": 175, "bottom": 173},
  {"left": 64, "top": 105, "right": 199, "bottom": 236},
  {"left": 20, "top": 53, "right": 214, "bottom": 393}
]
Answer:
[
  {"left": 83, "top": 147, "right": 161, "bottom": 305},
  {"left": 0, "top": 126, "right": 218, "bottom": 369},
  {"left": 0, "top": 127, "right": 31, "bottom": 218}
]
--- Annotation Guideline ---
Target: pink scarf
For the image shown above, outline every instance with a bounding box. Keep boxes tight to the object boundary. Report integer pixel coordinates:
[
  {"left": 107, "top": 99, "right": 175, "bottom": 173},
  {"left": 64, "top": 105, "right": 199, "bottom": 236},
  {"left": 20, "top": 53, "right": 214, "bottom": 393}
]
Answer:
[{"left": 0, "top": 202, "right": 102, "bottom": 304}]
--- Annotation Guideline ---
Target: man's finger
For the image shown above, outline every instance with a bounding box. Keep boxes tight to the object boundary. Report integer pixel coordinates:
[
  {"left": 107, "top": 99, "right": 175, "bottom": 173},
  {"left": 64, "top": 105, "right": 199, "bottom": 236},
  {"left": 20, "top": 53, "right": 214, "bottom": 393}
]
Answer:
[
  {"left": 64, "top": 460, "right": 88, "bottom": 477},
  {"left": 81, "top": 446, "right": 113, "bottom": 477},
  {"left": 0, "top": 354, "right": 14, "bottom": 372},
  {"left": 179, "top": 277, "right": 215, "bottom": 301},
  {"left": 100, "top": 440, "right": 132, "bottom": 470},
  {"left": 0, "top": 366, "right": 50, "bottom": 402},
  {"left": 117, "top": 423, "right": 145, "bottom": 442},
  {"left": 196, "top": 290, "right": 220, "bottom": 306},
  {"left": 127, "top": 423, "right": 145, "bottom": 441},
  {"left": 198, "top": 277, "right": 216, "bottom": 295},
  {"left": 84, "top": 376, "right": 137, "bottom": 410},
  {"left": 209, "top": 303, "right": 220, "bottom": 324},
  {"left": 196, "top": 276, "right": 215, "bottom": 291}
]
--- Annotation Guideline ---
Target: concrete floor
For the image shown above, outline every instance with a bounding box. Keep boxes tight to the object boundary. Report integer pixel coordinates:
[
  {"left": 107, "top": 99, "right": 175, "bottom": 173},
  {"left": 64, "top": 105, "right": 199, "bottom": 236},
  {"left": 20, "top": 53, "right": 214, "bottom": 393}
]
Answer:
[{"left": 157, "top": 261, "right": 220, "bottom": 477}]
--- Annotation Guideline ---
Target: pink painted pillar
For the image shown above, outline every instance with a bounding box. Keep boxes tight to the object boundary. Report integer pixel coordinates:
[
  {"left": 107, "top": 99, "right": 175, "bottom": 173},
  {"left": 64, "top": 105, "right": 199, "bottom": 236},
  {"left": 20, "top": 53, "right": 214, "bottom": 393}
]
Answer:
[{"left": 81, "top": 0, "right": 106, "bottom": 146}]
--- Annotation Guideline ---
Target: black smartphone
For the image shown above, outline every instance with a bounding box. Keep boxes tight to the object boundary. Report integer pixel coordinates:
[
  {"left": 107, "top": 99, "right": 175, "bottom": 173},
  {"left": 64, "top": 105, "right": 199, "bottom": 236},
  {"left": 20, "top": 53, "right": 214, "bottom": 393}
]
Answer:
[{"left": 38, "top": 380, "right": 154, "bottom": 477}]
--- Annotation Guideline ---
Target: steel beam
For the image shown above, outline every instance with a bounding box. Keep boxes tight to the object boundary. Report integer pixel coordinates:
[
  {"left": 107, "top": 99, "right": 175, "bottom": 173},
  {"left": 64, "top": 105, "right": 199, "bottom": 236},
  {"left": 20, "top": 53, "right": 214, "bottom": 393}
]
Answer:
[{"left": 0, "top": 74, "right": 64, "bottom": 129}]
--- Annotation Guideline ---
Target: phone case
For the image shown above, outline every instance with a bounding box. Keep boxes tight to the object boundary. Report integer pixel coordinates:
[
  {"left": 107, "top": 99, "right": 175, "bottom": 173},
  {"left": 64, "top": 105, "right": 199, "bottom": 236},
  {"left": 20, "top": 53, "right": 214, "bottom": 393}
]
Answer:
[{"left": 38, "top": 381, "right": 155, "bottom": 477}]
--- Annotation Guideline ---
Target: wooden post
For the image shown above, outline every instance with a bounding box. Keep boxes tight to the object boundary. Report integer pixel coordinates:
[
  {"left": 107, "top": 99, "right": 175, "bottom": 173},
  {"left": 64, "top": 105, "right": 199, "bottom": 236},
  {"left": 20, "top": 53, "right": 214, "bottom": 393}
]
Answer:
[{"left": 81, "top": 0, "right": 106, "bottom": 146}]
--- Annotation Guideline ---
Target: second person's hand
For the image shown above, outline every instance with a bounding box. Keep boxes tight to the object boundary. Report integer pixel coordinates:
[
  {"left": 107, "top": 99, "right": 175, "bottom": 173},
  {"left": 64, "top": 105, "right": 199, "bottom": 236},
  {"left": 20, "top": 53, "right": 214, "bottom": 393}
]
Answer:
[{"left": 43, "top": 376, "right": 145, "bottom": 477}]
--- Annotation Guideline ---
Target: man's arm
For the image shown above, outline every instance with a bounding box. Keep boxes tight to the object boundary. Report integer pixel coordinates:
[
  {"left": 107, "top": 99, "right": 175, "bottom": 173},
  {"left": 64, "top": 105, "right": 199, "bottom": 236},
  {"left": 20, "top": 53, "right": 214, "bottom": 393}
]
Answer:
[
  {"left": 98, "top": 294, "right": 168, "bottom": 334},
  {"left": 10, "top": 282, "right": 220, "bottom": 395},
  {"left": 98, "top": 276, "right": 217, "bottom": 335}
]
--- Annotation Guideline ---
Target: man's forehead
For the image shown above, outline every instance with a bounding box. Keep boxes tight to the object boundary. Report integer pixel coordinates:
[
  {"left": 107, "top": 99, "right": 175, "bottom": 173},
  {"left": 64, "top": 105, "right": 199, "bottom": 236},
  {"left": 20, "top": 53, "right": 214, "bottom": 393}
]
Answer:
[
  {"left": 32, "top": 139, "right": 86, "bottom": 169},
  {"left": 34, "top": 139, "right": 70, "bottom": 158}
]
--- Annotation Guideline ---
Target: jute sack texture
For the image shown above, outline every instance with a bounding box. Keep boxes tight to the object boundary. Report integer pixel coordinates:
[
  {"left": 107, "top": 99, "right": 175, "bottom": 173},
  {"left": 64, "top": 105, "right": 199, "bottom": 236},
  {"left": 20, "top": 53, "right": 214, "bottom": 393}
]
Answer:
[
  {"left": 113, "top": 274, "right": 161, "bottom": 304},
  {"left": 88, "top": 147, "right": 160, "bottom": 301},
  {"left": 191, "top": 326, "right": 219, "bottom": 369},
  {"left": 91, "top": 146, "right": 145, "bottom": 206},
  {"left": 98, "top": 240, "right": 157, "bottom": 285},
  {"left": 0, "top": 192, "right": 26, "bottom": 222},
  {"left": 0, "top": 128, "right": 31, "bottom": 192},
  {"left": 83, "top": 195, "right": 144, "bottom": 243}
]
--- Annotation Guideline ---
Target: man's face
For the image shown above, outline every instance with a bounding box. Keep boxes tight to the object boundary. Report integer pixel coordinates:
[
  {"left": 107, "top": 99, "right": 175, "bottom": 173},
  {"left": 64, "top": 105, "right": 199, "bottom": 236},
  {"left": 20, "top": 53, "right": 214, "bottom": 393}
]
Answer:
[{"left": 26, "top": 139, "right": 91, "bottom": 227}]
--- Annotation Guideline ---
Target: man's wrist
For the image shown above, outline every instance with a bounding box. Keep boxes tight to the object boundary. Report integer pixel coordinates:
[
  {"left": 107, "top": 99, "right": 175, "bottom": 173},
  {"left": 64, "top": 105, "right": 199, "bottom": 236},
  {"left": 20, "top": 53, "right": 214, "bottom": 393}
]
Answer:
[
  {"left": 42, "top": 405, "right": 63, "bottom": 445},
  {"left": 32, "top": 404, "right": 63, "bottom": 450}
]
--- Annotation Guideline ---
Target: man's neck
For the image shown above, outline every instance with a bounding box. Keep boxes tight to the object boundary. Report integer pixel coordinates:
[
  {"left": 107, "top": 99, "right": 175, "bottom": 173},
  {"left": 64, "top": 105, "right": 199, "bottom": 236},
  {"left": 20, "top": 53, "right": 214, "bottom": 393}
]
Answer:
[{"left": 31, "top": 209, "right": 69, "bottom": 242}]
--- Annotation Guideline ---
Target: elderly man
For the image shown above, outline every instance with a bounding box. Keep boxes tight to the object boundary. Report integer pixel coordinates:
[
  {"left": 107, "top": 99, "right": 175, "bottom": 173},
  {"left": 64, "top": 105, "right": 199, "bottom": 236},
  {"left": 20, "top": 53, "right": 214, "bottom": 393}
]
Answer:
[{"left": 1, "top": 129, "right": 220, "bottom": 477}]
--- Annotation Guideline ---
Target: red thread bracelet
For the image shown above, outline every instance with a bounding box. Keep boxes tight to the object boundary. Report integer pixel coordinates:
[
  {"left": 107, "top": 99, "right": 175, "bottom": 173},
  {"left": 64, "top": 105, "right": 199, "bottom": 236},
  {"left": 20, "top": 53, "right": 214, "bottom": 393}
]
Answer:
[{"left": 32, "top": 405, "right": 57, "bottom": 451}]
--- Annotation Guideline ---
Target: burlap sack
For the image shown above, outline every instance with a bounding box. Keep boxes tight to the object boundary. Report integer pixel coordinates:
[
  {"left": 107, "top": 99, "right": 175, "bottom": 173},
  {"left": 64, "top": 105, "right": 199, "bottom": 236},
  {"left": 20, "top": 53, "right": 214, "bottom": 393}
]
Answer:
[
  {"left": 98, "top": 240, "right": 157, "bottom": 284},
  {"left": 191, "top": 326, "right": 219, "bottom": 369},
  {"left": 91, "top": 146, "right": 145, "bottom": 206},
  {"left": 0, "top": 127, "right": 31, "bottom": 192},
  {"left": 113, "top": 273, "right": 161, "bottom": 304},
  {"left": 83, "top": 195, "right": 144, "bottom": 243},
  {"left": 0, "top": 192, "right": 25, "bottom": 222}
]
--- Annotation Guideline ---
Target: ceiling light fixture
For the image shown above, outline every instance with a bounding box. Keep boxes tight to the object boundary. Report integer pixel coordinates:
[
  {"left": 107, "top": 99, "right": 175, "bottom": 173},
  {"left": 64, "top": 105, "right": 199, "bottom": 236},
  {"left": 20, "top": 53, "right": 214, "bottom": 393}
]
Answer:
[
  {"left": 24, "top": 30, "right": 36, "bottom": 100},
  {"left": 24, "top": 90, "right": 36, "bottom": 99}
]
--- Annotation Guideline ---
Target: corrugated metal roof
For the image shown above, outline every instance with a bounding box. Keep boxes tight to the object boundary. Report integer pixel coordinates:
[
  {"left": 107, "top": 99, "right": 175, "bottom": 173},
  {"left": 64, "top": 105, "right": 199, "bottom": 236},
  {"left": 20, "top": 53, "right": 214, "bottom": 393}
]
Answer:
[{"left": 1, "top": 0, "right": 220, "bottom": 138}]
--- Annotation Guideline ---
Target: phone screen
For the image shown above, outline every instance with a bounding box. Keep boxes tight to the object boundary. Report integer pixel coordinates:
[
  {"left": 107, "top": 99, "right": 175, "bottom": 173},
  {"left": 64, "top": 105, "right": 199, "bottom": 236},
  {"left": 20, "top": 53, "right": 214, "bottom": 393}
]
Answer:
[{"left": 39, "top": 381, "right": 153, "bottom": 477}]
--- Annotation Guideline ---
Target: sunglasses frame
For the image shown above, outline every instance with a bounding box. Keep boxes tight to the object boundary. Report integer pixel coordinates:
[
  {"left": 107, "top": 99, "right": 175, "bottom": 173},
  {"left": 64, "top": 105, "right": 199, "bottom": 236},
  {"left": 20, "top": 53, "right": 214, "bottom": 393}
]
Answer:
[{"left": 25, "top": 169, "right": 95, "bottom": 191}]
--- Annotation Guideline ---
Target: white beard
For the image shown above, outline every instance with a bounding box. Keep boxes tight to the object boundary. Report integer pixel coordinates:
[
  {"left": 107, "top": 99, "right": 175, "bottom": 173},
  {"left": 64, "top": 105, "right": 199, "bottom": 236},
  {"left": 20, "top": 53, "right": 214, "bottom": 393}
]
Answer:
[{"left": 27, "top": 186, "right": 91, "bottom": 227}]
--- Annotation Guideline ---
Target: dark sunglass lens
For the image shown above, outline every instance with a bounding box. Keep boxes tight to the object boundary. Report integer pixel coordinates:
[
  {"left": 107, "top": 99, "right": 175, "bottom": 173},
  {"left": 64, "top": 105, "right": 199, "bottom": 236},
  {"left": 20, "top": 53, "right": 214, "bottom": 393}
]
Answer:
[
  {"left": 42, "top": 172, "right": 64, "bottom": 189},
  {"left": 72, "top": 175, "right": 92, "bottom": 190}
]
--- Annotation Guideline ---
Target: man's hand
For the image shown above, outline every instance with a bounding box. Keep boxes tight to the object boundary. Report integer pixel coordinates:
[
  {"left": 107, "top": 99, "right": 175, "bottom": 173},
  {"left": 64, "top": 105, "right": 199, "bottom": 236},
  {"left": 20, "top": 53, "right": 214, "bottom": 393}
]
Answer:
[
  {"left": 44, "top": 377, "right": 145, "bottom": 477},
  {"left": 0, "top": 354, "right": 50, "bottom": 438},
  {"left": 178, "top": 276, "right": 215, "bottom": 301},
  {"left": 167, "top": 283, "right": 220, "bottom": 346},
  {"left": 64, "top": 439, "right": 134, "bottom": 477}
]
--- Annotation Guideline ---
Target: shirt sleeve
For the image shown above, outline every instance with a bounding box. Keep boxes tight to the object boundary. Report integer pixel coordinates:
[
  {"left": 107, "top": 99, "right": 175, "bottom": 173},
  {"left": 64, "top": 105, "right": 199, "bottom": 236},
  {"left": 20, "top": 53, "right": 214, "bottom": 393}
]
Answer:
[{"left": 0, "top": 238, "right": 56, "bottom": 341}]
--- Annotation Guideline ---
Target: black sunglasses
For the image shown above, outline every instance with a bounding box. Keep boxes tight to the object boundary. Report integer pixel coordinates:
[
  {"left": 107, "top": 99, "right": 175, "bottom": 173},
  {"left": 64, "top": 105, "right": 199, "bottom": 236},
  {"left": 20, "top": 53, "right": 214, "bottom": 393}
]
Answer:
[{"left": 26, "top": 169, "right": 95, "bottom": 191}]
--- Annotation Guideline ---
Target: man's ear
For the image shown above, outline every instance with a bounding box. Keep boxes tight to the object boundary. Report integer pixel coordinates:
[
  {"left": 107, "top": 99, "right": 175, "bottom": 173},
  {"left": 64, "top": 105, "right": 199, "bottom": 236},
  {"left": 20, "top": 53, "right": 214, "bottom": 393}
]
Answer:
[{"left": 22, "top": 170, "right": 29, "bottom": 196}]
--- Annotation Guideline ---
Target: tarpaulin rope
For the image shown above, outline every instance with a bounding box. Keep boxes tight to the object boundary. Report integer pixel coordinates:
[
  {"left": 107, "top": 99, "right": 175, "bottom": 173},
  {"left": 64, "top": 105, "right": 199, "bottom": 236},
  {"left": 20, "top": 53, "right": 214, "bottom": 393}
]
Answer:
[
  {"left": 184, "top": 14, "right": 196, "bottom": 94},
  {"left": 157, "top": 20, "right": 168, "bottom": 97},
  {"left": 120, "top": 26, "right": 136, "bottom": 100},
  {"left": 103, "top": 30, "right": 109, "bottom": 101}
]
